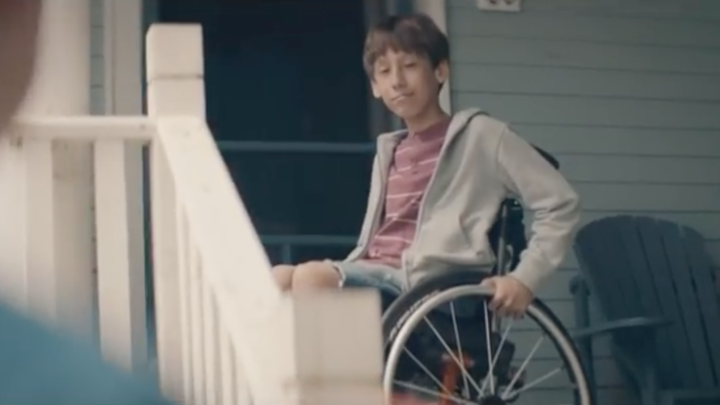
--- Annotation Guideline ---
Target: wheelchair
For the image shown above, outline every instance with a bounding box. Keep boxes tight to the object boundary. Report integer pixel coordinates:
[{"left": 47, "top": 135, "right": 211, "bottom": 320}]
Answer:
[{"left": 380, "top": 148, "right": 592, "bottom": 405}]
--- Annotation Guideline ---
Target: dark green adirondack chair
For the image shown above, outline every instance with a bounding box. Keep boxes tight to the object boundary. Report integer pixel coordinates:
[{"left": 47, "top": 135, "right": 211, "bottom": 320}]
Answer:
[{"left": 571, "top": 215, "right": 720, "bottom": 405}]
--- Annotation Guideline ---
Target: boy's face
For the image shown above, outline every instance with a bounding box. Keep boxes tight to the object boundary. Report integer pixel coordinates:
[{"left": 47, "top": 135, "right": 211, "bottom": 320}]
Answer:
[{"left": 371, "top": 50, "right": 448, "bottom": 121}]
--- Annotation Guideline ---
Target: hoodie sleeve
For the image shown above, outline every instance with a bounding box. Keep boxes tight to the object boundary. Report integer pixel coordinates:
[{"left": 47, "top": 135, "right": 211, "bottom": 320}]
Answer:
[
  {"left": 344, "top": 153, "right": 381, "bottom": 261},
  {"left": 494, "top": 125, "right": 581, "bottom": 292}
]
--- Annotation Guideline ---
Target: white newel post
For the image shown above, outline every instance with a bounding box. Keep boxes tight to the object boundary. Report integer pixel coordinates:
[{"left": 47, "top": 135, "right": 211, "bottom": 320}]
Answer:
[
  {"left": 5, "top": 0, "right": 95, "bottom": 335},
  {"left": 146, "top": 24, "right": 207, "bottom": 401}
]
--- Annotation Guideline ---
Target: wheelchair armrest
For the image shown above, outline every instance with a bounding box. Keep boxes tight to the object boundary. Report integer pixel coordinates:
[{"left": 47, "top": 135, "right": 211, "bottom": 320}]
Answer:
[{"left": 571, "top": 317, "right": 670, "bottom": 341}]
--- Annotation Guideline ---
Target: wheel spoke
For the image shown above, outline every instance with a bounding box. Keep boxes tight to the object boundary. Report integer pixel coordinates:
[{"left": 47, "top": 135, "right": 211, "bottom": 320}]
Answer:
[
  {"left": 479, "top": 317, "right": 514, "bottom": 396},
  {"left": 505, "top": 366, "right": 563, "bottom": 397},
  {"left": 402, "top": 348, "right": 452, "bottom": 396},
  {"left": 482, "top": 301, "right": 496, "bottom": 395},
  {"left": 501, "top": 335, "right": 545, "bottom": 399},
  {"left": 422, "top": 316, "right": 483, "bottom": 396},
  {"left": 449, "top": 302, "right": 470, "bottom": 398}
]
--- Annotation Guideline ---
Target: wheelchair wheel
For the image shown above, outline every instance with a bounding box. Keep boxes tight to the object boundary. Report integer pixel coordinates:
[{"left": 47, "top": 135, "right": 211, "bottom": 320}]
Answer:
[{"left": 382, "top": 271, "right": 592, "bottom": 405}]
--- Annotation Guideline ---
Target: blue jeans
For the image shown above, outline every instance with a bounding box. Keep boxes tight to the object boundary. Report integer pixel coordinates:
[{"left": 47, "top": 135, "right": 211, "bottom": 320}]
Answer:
[
  {"left": 331, "top": 260, "right": 406, "bottom": 294},
  {"left": 333, "top": 260, "right": 479, "bottom": 317}
]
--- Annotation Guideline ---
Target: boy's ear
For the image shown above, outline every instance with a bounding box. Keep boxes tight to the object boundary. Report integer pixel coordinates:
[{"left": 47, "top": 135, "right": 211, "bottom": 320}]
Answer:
[{"left": 434, "top": 60, "right": 449, "bottom": 86}]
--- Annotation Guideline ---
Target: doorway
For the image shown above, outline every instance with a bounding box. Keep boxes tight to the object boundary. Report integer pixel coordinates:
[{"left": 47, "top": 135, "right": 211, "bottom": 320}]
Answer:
[{"left": 152, "top": 0, "right": 391, "bottom": 263}]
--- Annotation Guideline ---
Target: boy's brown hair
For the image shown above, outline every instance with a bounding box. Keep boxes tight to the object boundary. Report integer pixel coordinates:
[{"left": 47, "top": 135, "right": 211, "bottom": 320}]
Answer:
[{"left": 363, "top": 13, "right": 450, "bottom": 78}]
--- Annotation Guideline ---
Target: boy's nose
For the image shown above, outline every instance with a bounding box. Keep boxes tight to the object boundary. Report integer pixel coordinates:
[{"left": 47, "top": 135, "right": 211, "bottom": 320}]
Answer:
[{"left": 390, "top": 70, "right": 407, "bottom": 89}]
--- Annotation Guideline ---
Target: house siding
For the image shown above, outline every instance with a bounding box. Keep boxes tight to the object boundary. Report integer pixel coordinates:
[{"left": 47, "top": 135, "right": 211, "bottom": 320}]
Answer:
[
  {"left": 89, "top": 0, "right": 104, "bottom": 115},
  {"left": 446, "top": 0, "right": 720, "bottom": 403}
]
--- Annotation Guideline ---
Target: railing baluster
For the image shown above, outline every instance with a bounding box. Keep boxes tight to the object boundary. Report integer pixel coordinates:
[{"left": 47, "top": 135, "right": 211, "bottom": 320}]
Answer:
[
  {"left": 23, "top": 139, "right": 56, "bottom": 322},
  {"left": 202, "top": 278, "right": 220, "bottom": 404},
  {"left": 175, "top": 207, "right": 194, "bottom": 403},
  {"left": 94, "top": 139, "right": 148, "bottom": 371},
  {"left": 149, "top": 141, "right": 184, "bottom": 401},
  {"left": 233, "top": 341, "right": 252, "bottom": 405},
  {"left": 219, "top": 329, "right": 237, "bottom": 404},
  {"left": 188, "top": 242, "right": 206, "bottom": 404}
]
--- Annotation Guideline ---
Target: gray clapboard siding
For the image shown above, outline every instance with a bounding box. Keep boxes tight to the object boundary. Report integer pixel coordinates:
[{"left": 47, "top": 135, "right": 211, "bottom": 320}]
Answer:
[
  {"left": 510, "top": 125, "right": 720, "bottom": 158},
  {"left": 447, "top": 0, "right": 720, "bottom": 402},
  {"left": 451, "top": 38, "right": 720, "bottom": 75},
  {"left": 89, "top": 0, "right": 104, "bottom": 115},
  {"left": 455, "top": 93, "right": 720, "bottom": 128}
]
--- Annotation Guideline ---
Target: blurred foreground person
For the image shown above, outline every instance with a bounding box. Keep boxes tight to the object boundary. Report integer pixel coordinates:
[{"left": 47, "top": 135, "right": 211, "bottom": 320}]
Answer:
[{"left": 0, "top": 1, "right": 174, "bottom": 404}]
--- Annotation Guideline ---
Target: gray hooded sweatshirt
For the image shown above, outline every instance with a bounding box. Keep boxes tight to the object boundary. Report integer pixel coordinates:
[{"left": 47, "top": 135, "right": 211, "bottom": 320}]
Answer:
[{"left": 345, "top": 108, "right": 581, "bottom": 292}]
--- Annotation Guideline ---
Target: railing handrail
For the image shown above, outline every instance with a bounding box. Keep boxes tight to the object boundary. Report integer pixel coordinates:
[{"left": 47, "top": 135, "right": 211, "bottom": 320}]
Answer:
[
  {"left": 156, "top": 117, "right": 282, "bottom": 307},
  {"left": 13, "top": 116, "right": 155, "bottom": 142}
]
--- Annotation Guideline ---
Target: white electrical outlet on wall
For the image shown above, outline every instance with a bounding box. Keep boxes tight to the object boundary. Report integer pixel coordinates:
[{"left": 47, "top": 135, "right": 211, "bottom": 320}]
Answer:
[{"left": 477, "top": 0, "right": 522, "bottom": 12}]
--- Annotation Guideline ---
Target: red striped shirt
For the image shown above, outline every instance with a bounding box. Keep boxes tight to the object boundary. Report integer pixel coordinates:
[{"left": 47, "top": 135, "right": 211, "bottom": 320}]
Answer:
[{"left": 364, "top": 118, "right": 451, "bottom": 267}]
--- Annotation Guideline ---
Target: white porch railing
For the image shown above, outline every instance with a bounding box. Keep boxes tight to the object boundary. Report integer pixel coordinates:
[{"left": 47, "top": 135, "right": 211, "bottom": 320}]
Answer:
[{"left": 0, "top": 24, "right": 384, "bottom": 405}]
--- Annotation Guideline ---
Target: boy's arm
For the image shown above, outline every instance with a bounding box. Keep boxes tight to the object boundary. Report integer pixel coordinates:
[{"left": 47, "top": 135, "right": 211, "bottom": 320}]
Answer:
[{"left": 494, "top": 126, "right": 581, "bottom": 293}]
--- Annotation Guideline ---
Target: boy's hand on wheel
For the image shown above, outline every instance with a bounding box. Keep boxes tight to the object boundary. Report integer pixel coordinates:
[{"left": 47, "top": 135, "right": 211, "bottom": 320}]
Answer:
[{"left": 480, "top": 276, "right": 533, "bottom": 318}]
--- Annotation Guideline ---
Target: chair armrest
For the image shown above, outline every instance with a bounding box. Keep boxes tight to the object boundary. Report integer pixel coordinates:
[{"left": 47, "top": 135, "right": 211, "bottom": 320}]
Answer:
[{"left": 572, "top": 316, "right": 670, "bottom": 341}]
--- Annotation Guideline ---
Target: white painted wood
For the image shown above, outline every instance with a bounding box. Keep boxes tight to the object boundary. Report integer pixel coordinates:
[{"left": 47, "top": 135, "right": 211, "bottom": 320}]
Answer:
[
  {"left": 0, "top": 135, "right": 28, "bottom": 310},
  {"left": 17, "top": 0, "right": 95, "bottom": 335},
  {"left": 413, "top": 0, "right": 452, "bottom": 113},
  {"left": 146, "top": 24, "right": 205, "bottom": 403},
  {"left": 149, "top": 140, "right": 184, "bottom": 400},
  {"left": 97, "top": 0, "right": 148, "bottom": 371},
  {"left": 202, "top": 283, "right": 220, "bottom": 405},
  {"left": 94, "top": 139, "right": 148, "bottom": 371},
  {"left": 23, "top": 140, "right": 55, "bottom": 321},
  {"left": 154, "top": 115, "right": 385, "bottom": 405},
  {"left": 188, "top": 243, "right": 206, "bottom": 403},
  {"left": 145, "top": 24, "right": 385, "bottom": 405},
  {"left": 14, "top": 116, "right": 155, "bottom": 141}
]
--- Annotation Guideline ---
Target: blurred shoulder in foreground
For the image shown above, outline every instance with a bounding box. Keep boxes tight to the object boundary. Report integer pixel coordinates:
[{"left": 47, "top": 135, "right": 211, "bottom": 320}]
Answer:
[{"left": 0, "top": 303, "right": 175, "bottom": 405}]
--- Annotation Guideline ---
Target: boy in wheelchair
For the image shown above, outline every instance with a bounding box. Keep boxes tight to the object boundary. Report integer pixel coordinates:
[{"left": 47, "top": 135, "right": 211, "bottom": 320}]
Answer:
[
  {"left": 272, "top": 12, "right": 580, "bottom": 318},
  {"left": 272, "top": 13, "right": 579, "bottom": 402}
]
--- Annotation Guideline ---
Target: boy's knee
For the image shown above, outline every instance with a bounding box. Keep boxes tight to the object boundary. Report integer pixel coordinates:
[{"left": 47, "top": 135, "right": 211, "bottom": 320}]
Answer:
[
  {"left": 292, "top": 261, "right": 341, "bottom": 291},
  {"left": 271, "top": 264, "right": 295, "bottom": 291}
]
